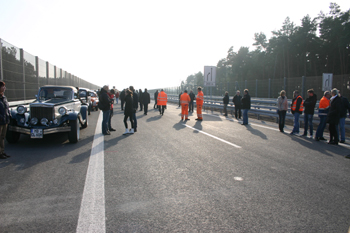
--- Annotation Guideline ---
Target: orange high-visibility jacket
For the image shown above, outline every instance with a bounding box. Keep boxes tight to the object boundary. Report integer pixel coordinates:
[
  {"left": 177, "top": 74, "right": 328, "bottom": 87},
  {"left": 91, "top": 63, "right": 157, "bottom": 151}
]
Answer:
[
  {"left": 180, "top": 93, "right": 191, "bottom": 105},
  {"left": 291, "top": 95, "right": 304, "bottom": 112},
  {"left": 157, "top": 91, "right": 167, "bottom": 106},
  {"left": 196, "top": 91, "right": 204, "bottom": 105}
]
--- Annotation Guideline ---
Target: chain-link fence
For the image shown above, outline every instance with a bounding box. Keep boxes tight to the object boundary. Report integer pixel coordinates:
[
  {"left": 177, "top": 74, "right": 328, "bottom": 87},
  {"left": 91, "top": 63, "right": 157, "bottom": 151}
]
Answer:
[
  {"left": 149, "top": 75, "right": 350, "bottom": 99},
  {"left": 0, "top": 38, "right": 100, "bottom": 101}
]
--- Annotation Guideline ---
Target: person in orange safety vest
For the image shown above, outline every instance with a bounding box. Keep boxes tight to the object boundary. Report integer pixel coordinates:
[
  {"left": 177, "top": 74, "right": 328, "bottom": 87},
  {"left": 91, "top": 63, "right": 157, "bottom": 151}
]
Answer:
[
  {"left": 157, "top": 89, "right": 167, "bottom": 115},
  {"left": 195, "top": 87, "right": 204, "bottom": 121},
  {"left": 180, "top": 90, "right": 191, "bottom": 121}
]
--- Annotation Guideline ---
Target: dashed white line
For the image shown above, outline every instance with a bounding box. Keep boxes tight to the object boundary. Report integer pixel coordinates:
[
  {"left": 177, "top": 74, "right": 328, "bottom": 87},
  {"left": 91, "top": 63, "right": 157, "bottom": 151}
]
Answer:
[
  {"left": 76, "top": 111, "right": 105, "bottom": 233},
  {"left": 183, "top": 124, "right": 242, "bottom": 148}
]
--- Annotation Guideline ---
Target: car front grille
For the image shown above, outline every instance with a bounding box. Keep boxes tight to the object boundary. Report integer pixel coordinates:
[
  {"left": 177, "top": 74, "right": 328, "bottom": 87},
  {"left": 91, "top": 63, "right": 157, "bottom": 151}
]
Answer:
[{"left": 30, "top": 106, "right": 54, "bottom": 122}]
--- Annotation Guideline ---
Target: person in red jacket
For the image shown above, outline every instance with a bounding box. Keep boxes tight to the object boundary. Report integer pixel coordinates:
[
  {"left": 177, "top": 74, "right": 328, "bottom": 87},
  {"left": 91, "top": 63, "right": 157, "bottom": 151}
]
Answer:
[
  {"left": 195, "top": 87, "right": 204, "bottom": 121},
  {"left": 180, "top": 90, "right": 191, "bottom": 121}
]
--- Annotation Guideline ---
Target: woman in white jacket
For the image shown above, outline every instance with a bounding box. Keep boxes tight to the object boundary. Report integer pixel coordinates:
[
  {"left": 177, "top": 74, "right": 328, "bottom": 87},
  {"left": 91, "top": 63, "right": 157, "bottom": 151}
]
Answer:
[{"left": 277, "top": 90, "right": 288, "bottom": 132}]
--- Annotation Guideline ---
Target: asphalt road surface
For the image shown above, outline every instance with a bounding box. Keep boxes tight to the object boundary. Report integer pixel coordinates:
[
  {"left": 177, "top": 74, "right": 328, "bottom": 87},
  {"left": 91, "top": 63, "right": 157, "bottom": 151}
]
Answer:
[{"left": 1, "top": 101, "right": 350, "bottom": 232}]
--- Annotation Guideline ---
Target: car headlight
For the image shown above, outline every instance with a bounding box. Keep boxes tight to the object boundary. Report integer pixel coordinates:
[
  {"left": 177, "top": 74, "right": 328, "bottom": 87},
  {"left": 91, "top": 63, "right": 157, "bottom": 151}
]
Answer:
[
  {"left": 17, "top": 105, "right": 27, "bottom": 114},
  {"left": 53, "top": 119, "right": 58, "bottom": 124},
  {"left": 58, "top": 107, "right": 68, "bottom": 116},
  {"left": 30, "top": 117, "right": 38, "bottom": 125},
  {"left": 40, "top": 118, "right": 48, "bottom": 126}
]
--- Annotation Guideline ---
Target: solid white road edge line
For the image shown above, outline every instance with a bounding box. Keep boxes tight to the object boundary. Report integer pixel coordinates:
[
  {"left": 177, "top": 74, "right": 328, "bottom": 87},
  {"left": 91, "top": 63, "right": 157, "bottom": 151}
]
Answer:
[
  {"left": 76, "top": 111, "right": 106, "bottom": 233},
  {"left": 183, "top": 124, "right": 242, "bottom": 148}
]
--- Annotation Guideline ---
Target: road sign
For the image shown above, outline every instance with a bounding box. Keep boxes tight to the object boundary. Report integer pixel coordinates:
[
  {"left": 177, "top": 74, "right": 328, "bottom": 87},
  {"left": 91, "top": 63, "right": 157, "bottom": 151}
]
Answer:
[
  {"left": 204, "top": 66, "right": 216, "bottom": 87},
  {"left": 322, "top": 73, "right": 333, "bottom": 91}
]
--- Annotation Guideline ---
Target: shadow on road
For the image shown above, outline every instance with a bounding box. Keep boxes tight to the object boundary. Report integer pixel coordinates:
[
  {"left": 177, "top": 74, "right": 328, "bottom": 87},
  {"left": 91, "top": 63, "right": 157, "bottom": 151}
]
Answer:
[
  {"left": 244, "top": 125, "right": 267, "bottom": 140},
  {"left": 173, "top": 121, "right": 186, "bottom": 131}
]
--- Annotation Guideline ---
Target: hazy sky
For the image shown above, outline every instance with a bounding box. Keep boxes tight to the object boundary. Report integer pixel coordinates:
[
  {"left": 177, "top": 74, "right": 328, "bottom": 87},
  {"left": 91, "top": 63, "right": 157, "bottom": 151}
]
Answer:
[{"left": 1, "top": 0, "right": 349, "bottom": 90}]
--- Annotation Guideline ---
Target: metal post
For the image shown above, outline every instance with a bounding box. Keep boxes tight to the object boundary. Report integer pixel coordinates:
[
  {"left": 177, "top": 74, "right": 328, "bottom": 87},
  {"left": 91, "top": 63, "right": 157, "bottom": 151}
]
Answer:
[
  {"left": 54, "top": 65, "right": 57, "bottom": 85},
  {"left": 46, "top": 61, "right": 49, "bottom": 85},
  {"left": 284, "top": 77, "right": 287, "bottom": 91},
  {"left": 268, "top": 78, "right": 271, "bottom": 98},
  {"left": 302, "top": 76, "right": 305, "bottom": 98},
  {"left": 20, "top": 49, "right": 26, "bottom": 100}
]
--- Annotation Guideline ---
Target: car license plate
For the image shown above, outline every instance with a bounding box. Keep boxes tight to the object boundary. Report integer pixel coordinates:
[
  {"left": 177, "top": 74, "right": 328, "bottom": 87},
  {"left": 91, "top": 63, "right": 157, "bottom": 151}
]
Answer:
[{"left": 31, "top": 129, "right": 43, "bottom": 138}]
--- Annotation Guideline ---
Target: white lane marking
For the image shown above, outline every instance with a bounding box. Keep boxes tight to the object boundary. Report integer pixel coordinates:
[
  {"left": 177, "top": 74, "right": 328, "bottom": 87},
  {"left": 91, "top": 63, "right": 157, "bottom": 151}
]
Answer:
[
  {"left": 183, "top": 124, "right": 242, "bottom": 148},
  {"left": 234, "top": 177, "right": 243, "bottom": 181},
  {"left": 77, "top": 111, "right": 105, "bottom": 233}
]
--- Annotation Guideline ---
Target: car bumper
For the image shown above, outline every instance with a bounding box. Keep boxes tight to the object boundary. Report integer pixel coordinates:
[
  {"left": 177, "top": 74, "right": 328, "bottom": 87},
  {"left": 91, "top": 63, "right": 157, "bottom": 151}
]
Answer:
[{"left": 8, "top": 125, "right": 71, "bottom": 135}]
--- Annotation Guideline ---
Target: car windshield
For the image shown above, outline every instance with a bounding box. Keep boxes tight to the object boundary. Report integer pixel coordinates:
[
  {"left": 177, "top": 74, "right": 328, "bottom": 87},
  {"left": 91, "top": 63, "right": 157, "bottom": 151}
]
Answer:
[
  {"left": 38, "top": 87, "right": 73, "bottom": 101},
  {"left": 89, "top": 92, "right": 97, "bottom": 97},
  {"left": 79, "top": 90, "right": 87, "bottom": 97}
]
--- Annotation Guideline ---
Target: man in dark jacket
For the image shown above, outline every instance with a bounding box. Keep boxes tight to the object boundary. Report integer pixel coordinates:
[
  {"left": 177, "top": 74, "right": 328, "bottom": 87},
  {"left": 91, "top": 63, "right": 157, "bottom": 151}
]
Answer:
[
  {"left": 154, "top": 90, "right": 158, "bottom": 109},
  {"left": 327, "top": 88, "right": 341, "bottom": 145},
  {"left": 139, "top": 89, "right": 143, "bottom": 111},
  {"left": 303, "top": 89, "right": 317, "bottom": 137},
  {"left": 232, "top": 90, "right": 242, "bottom": 119},
  {"left": 337, "top": 90, "right": 350, "bottom": 143},
  {"left": 189, "top": 90, "right": 195, "bottom": 113},
  {"left": 129, "top": 86, "right": 139, "bottom": 132},
  {"left": 223, "top": 91, "right": 229, "bottom": 116},
  {"left": 99, "top": 85, "right": 113, "bottom": 135},
  {"left": 290, "top": 90, "right": 303, "bottom": 135},
  {"left": 0, "top": 81, "right": 10, "bottom": 159},
  {"left": 143, "top": 88, "right": 151, "bottom": 115},
  {"left": 241, "top": 89, "right": 251, "bottom": 125},
  {"left": 119, "top": 88, "right": 125, "bottom": 110}
]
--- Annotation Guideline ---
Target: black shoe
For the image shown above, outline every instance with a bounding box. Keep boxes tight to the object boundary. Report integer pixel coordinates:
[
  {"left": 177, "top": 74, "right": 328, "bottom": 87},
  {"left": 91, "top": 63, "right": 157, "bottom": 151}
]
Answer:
[
  {"left": 0, "top": 154, "right": 7, "bottom": 159},
  {"left": 340, "top": 140, "right": 345, "bottom": 143},
  {"left": 280, "top": 130, "right": 284, "bottom": 133},
  {"left": 328, "top": 141, "right": 338, "bottom": 145},
  {"left": 109, "top": 128, "right": 116, "bottom": 131},
  {"left": 3, "top": 153, "right": 10, "bottom": 158},
  {"left": 103, "top": 132, "right": 111, "bottom": 135},
  {"left": 185, "top": 118, "right": 190, "bottom": 121},
  {"left": 134, "top": 128, "right": 137, "bottom": 132},
  {"left": 319, "top": 137, "right": 326, "bottom": 141},
  {"left": 315, "top": 137, "right": 320, "bottom": 141},
  {"left": 301, "top": 134, "right": 307, "bottom": 136},
  {"left": 241, "top": 123, "right": 247, "bottom": 125}
]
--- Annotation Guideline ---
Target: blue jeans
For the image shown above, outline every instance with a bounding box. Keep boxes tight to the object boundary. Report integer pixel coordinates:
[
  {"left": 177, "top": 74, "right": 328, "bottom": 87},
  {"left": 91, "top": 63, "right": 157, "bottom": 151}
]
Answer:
[
  {"left": 316, "top": 116, "right": 327, "bottom": 138},
  {"left": 278, "top": 110, "right": 286, "bottom": 131},
  {"left": 102, "top": 110, "right": 110, "bottom": 134},
  {"left": 339, "top": 117, "right": 345, "bottom": 141},
  {"left": 243, "top": 109, "right": 249, "bottom": 124},
  {"left": 292, "top": 112, "right": 300, "bottom": 134},
  {"left": 303, "top": 114, "right": 314, "bottom": 135}
]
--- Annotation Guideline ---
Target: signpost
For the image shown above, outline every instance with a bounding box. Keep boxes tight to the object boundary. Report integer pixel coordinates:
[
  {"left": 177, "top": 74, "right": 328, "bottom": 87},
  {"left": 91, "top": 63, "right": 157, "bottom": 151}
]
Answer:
[
  {"left": 322, "top": 73, "right": 333, "bottom": 91},
  {"left": 204, "top": 66, "right": 216, "bottom": 99}
]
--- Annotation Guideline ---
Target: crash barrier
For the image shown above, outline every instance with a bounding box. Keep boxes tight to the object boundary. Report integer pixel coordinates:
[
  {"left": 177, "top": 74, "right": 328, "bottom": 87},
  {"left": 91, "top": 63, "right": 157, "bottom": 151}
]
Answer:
[{"left": 151, "top": 94, "right": 350, "bottom": 130}]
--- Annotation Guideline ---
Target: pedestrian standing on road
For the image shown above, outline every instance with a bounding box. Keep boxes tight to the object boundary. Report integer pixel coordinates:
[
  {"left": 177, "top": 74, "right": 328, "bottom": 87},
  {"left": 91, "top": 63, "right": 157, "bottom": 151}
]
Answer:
[
  {"left": 129, "top": 86, "right": 138, "bottom": 132},
  {"left": 157, "top": 89, "right": 167, "bottom": 115},
  {"left": 100, "top": 85, "right": 113, "bottom": 135},
  {"left": 327, "top": 88, "right": 341, "bottom": 145},
  {"left": 120, "top": 88, "right": 125, "bottom": 110},
  {"left": 290, "top": 90, "right": 303, "bottom": 135},
  {"left": 154, "top": 90, "right": 159, "bottom": 109},
  {"left": 178, "top": 92, "right": 182, "bottom": 107},
  {"left": 277, "top": 90, "right": 288, "bottom": 132},
  {"left": 115, "top": 90, "right": 119, "bottom": 104},
  {"left": 302, "top": 89, "right": 317, "bottom": 137},
  {"left": 123, "top": 89, "right": 134, "bottom": 135},
  {"left": 232, "top": 90, "right": 242, "bottom": 120},
  {"left": 0, "top": 81, "right": 10, "bottom": 159},
  {"left": 315, "top": 91, "right": 331, "bottom": 141},
  {"left": 189, "top": 90, "right": 195, "bottom": 113},
  {"left": 337, "top": 90, "right": 350, "bottom": 143},
  {"left": 195, "top": 87, "right": 204, "bottom": 121},
  {"left": 107, "top": 89, "right": 116, "bottom": 132},
  {"left": 143, "top": 88, "right": 150, "bottom": 115},
  {"left": 241, "top": 89, "right": 251, "bottom": 125},
  {"left": 223, "top": 91, "right": 229, "bottom": 117},
  {"left": 180, "top": 90, "right": 191, "bottom": 121},
  {"left": 139, "top": 89, "right": 143, "bottom": 111}
]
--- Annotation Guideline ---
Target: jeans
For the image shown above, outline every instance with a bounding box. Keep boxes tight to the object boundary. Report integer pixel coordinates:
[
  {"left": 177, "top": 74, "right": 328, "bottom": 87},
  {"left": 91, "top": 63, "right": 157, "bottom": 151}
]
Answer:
[
  {"left": 329, "top": 123, "right": 339, "bottom": 143},
  {"left": 235, "top": 107, "right": 242, "bottom": 119},
  {"left": 144, "top": 104, "right": 148, "bottom": 114},
  {"left": 243, "top": 109, "right": 249, "bottom": 124},
  {"left": 133, "top": 111, "right": 137, "bottom": 129},
  {"left": 116, "top": 98, "right": 118, "bottom": 104},
  {"left": 124, "top": 114, "right": 134, "bottom": 129},
  {"left": 339, "top": 117, "right": 345, "bottom": 141},
  {"left": 102, "top": 110, "right": 110, "bottom": 134},
  {"left": 303, "top": 114, "right": 314, "bottom": 136},
  {"left": 292, "top": 112, "right": 300, "bottom": 134},
  {"left": 316, "top": 116, "right": 327, "bottom": 138},
  {"left": 278, "top": 110, "right": 286, "bottom": 131},
  {"left": 189, "top": 101, "right": 194, "bottom": 112},
  {"left": 108, "top": 109, "right": 113, "bottom": 130},
  {"left": 224, "top": 104, "right": 228, "bottom": 116}
]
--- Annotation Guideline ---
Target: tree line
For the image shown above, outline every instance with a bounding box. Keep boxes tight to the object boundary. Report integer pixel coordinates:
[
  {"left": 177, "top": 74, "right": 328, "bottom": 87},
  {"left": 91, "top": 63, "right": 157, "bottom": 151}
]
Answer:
[{"left": 183, "top": 3, "right": 350, "bottom": 91}]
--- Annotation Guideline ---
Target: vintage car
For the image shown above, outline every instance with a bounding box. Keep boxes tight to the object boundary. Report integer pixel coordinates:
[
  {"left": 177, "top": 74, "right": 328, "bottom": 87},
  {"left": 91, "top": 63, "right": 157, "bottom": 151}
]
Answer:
[
  {"left": 7, "top": 85, "right": 88, "bottom": 143},
  {"left": 78, "top": 87, "right": 92, "bottom": 115},
  {"left": 89, "top": 90, "right": 99, "bottom": 111}
]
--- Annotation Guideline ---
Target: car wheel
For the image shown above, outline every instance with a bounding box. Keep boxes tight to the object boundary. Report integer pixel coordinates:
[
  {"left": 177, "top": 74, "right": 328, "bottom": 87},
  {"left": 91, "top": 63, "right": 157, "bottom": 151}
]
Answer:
[
  {"left": 68, "top": 120, "right": 80, "bottom": 143},
  {"left": 82, "top": 109, "right": 88, "bottom": 129},
  {"left": 6, "top": 120, "right": 20, "bottom": 143}
]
